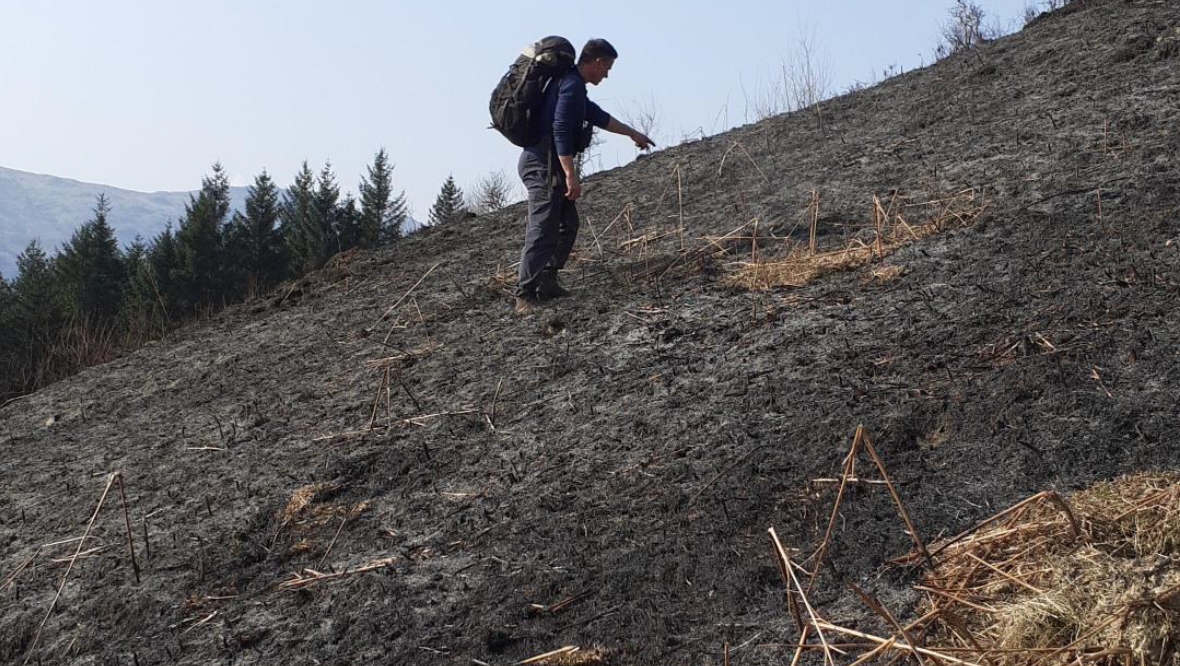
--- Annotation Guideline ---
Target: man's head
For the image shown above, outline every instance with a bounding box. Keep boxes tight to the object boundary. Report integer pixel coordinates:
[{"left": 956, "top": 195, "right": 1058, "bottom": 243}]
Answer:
[{"left": 578, "top": 39, "right": 617, "bottom": 85}]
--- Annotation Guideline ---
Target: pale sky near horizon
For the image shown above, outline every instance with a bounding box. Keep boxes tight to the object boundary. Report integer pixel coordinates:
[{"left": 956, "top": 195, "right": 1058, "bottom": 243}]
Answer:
[{"left": 2, "top": 0, "right": 1036, "bottom": 221}]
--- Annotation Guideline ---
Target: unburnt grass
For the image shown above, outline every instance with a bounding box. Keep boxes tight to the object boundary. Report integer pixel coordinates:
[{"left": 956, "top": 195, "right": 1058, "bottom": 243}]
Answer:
[
  {"left": 726, "top": 189, "right": 989, "bottom": 291},
  {"left": 775, "top": 432, "right": 1180, "bottom": 666}
]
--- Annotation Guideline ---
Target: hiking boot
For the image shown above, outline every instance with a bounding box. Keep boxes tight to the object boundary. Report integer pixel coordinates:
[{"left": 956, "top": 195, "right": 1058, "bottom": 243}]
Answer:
[
  {"left": 514, "top": 294, "right": 539, "bottom": 315},
  {"left": 538, "top": 270, "right": 571, "bottom": 300}
]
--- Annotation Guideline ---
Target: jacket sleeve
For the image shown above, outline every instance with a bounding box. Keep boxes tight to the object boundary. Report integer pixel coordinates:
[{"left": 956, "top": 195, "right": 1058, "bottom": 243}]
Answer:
[
  {"left": 586, "top": 100, "right": 611, "bottom": 130},
  {"left": 552, "top": 75, "right": 587, "bottom": 157}
]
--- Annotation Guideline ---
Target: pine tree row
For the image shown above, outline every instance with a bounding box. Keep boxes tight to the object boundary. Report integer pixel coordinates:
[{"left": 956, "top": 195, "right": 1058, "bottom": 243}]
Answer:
[{"left": 0, "top": 150, "right": 409, "bottom": 400}]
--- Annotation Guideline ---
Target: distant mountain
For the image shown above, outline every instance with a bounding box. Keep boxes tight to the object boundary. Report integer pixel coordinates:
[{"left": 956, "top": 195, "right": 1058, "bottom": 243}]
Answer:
[
  {"left": 0, "top": 167, "right": 421, "bottom": 279},
  {"left": 0, "top": 167, "right": 247, "bottom": 279}
]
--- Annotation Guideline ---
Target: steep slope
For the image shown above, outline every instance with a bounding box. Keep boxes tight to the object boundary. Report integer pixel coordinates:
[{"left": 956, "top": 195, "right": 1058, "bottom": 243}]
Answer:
[{"left": 3, "top": 2, "right": 1180, "bottom": 665}]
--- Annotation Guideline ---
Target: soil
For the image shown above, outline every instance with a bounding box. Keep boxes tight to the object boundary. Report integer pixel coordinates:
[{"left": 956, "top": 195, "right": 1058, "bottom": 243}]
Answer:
[{"left": 3, "top": 1, "right": 1180, "bottom": 664}]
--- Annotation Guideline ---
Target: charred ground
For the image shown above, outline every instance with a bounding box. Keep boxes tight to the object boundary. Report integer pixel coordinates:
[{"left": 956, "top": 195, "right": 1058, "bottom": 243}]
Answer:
[{"left": 3, "top": 2, "right": 1180, "bottom": 664}]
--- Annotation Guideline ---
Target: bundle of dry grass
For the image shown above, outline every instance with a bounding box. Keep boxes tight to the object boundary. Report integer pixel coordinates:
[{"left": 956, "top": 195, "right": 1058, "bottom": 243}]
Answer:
[
  {"left": 774, "top": 427, "right": 1180, "bottom": 666},
  {"left": 273, "top": 483, "right": 370, "bottom": 557},
  {"left": 278, "top": 482, "right": 340, "bottom": 525},
  {"left": 911, "top": 473, "right": 1180, "bottom": 666},
  {"left": 729, "top": 189, "right": 987, "bottom": 290},
  {"left": 732, "top": 241, "right": 884, "bottom": 290}
]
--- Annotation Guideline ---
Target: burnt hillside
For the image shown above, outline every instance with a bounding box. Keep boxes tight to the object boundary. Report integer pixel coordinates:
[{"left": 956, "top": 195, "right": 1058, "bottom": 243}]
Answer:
[{"left": 3, "top": 1, "right": 1180, "bottom": 664}]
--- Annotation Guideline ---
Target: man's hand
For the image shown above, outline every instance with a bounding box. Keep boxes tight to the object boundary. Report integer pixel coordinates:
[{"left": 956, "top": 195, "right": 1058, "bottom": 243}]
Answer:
[
  {"left": 605, "top": 118, "right": 656, "bottom": 152},
  {"left": 558, "top": 155, "right": 581, "bottom": 201},
  {"left": 565, "top": 175, "right": 582, "bottom": 201},
  {"left": 631, "top": 131, "right": 656, "bottom": 151}
]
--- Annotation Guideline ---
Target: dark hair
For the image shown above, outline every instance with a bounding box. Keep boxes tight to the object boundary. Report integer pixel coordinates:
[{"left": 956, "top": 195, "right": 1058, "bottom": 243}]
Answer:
[{"left": 579, "top": 39, "right": 618, "bottom": 64}]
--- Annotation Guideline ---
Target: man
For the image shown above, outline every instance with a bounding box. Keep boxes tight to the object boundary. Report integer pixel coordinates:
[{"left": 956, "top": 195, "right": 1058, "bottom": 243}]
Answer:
[{"left": 515, "top": 38, "right": 655, "bottom": 314}]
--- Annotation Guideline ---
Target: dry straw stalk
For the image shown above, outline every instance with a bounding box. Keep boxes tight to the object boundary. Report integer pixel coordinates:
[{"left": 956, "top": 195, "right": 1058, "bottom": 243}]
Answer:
[
  {"left": 730, "top": 189, "right": 987, "bottom": 290},
  {"left": 790, "top": 469, "right": 1180, "bottom": 666}
]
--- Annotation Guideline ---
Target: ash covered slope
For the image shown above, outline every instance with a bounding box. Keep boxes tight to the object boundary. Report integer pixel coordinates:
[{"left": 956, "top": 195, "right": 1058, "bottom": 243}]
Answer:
[{"left": 3, "top": 2, "right": 1180, "bottom": 664}]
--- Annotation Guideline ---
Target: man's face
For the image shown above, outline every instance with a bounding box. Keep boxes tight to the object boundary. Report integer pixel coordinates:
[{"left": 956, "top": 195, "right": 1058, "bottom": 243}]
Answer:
[{"left": 587, "top": 57, "right": 614, "bottom": 85}]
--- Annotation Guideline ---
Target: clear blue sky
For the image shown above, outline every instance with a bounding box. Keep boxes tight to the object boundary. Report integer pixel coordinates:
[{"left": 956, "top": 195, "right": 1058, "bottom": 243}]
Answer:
[{"left": 2, "top": 0, "right": 1034, "bottom": 220}]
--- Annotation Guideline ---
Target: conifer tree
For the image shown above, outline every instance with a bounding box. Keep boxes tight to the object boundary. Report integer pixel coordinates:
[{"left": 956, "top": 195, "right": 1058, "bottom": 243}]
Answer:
[
  {"left": 223, "top": 211, "right": 249, "bottom": 299},
  {"left": 383, "top": 189, "right": 409, "bottom": 241},
  {"left": 11, "top": 241, "right": 63, "bottom": 387},
  {"left": 13, "top": 240, "right": 59, "bottom": 337},
  {"left": 359, "top": 149, "right": 409, "bottom": 246},
  {"left": 146, "top": 224, "right": 182, "bottom": 323},
  {"left": 385, "top": 190, "right": 409, "bottom": 240},
  {"left": 428, "top": 175, "right": 466, "bottom": 226},
  {"left": 0, "top": 272, "right": 10, "bottom": 315},
  {"left": 56, "top": 194, "right": 127, "bottom": 325},
  {"left": 120, "top": 236, "right": 160, "bottom": 337},
  {"left": 335, "top": 194, "right": 362, "bottom": 252},
  {"left": 314, "top": 162, "right": 342, "bottom": 259},
  {"left": 226, "top": 170, "right": 286, "bottom": 296},
  {"left": 176, "top": 163, "right": 232, "bottom": 310},
  {"left": 283, "top": 161, "right": 321, "bottom": 274},
  {"left": 0, "top": 272, "right": 16, "bottom": 397},
  {"left": 123, "top": 237, "right": 147, "bottom": 272}
]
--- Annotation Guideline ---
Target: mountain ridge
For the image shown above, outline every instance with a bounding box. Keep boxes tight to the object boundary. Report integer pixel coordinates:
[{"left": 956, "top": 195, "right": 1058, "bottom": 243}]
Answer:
[
  {"left": 0, "top": 167, "right": 422, "bottom": 278},
  {"left": 0, "top": 166, "right": 249, "bottom": 277}
]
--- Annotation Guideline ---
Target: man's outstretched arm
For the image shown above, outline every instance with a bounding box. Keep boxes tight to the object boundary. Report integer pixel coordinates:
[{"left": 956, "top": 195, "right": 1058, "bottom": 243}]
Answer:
[
  {"left": 559, "top": 115, "right": 657, "bottom": 201},
  {"left": 604, "top": 117, "right": 656, "bottom": 150}
]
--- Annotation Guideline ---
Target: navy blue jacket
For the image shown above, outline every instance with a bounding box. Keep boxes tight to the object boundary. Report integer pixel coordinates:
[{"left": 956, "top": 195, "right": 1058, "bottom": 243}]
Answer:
[{"left": 523, "top": 67, "right": 611, "bottom": 161}]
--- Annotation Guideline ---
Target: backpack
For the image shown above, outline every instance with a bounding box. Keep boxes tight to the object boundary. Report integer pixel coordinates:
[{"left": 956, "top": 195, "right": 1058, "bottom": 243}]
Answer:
[{"left": 489, "top": 36, "right": 576, "bottom": 148}]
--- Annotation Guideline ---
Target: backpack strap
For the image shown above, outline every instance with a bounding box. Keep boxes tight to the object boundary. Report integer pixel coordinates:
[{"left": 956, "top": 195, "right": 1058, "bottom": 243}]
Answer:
[{"left": 541, "top": 75, "right": 561, "bottom": 188}]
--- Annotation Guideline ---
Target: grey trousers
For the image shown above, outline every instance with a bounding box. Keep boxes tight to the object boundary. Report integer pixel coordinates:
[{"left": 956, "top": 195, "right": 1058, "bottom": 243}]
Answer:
[{"left": 516, "top": 151, "right": 579, "bottom": 297}]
